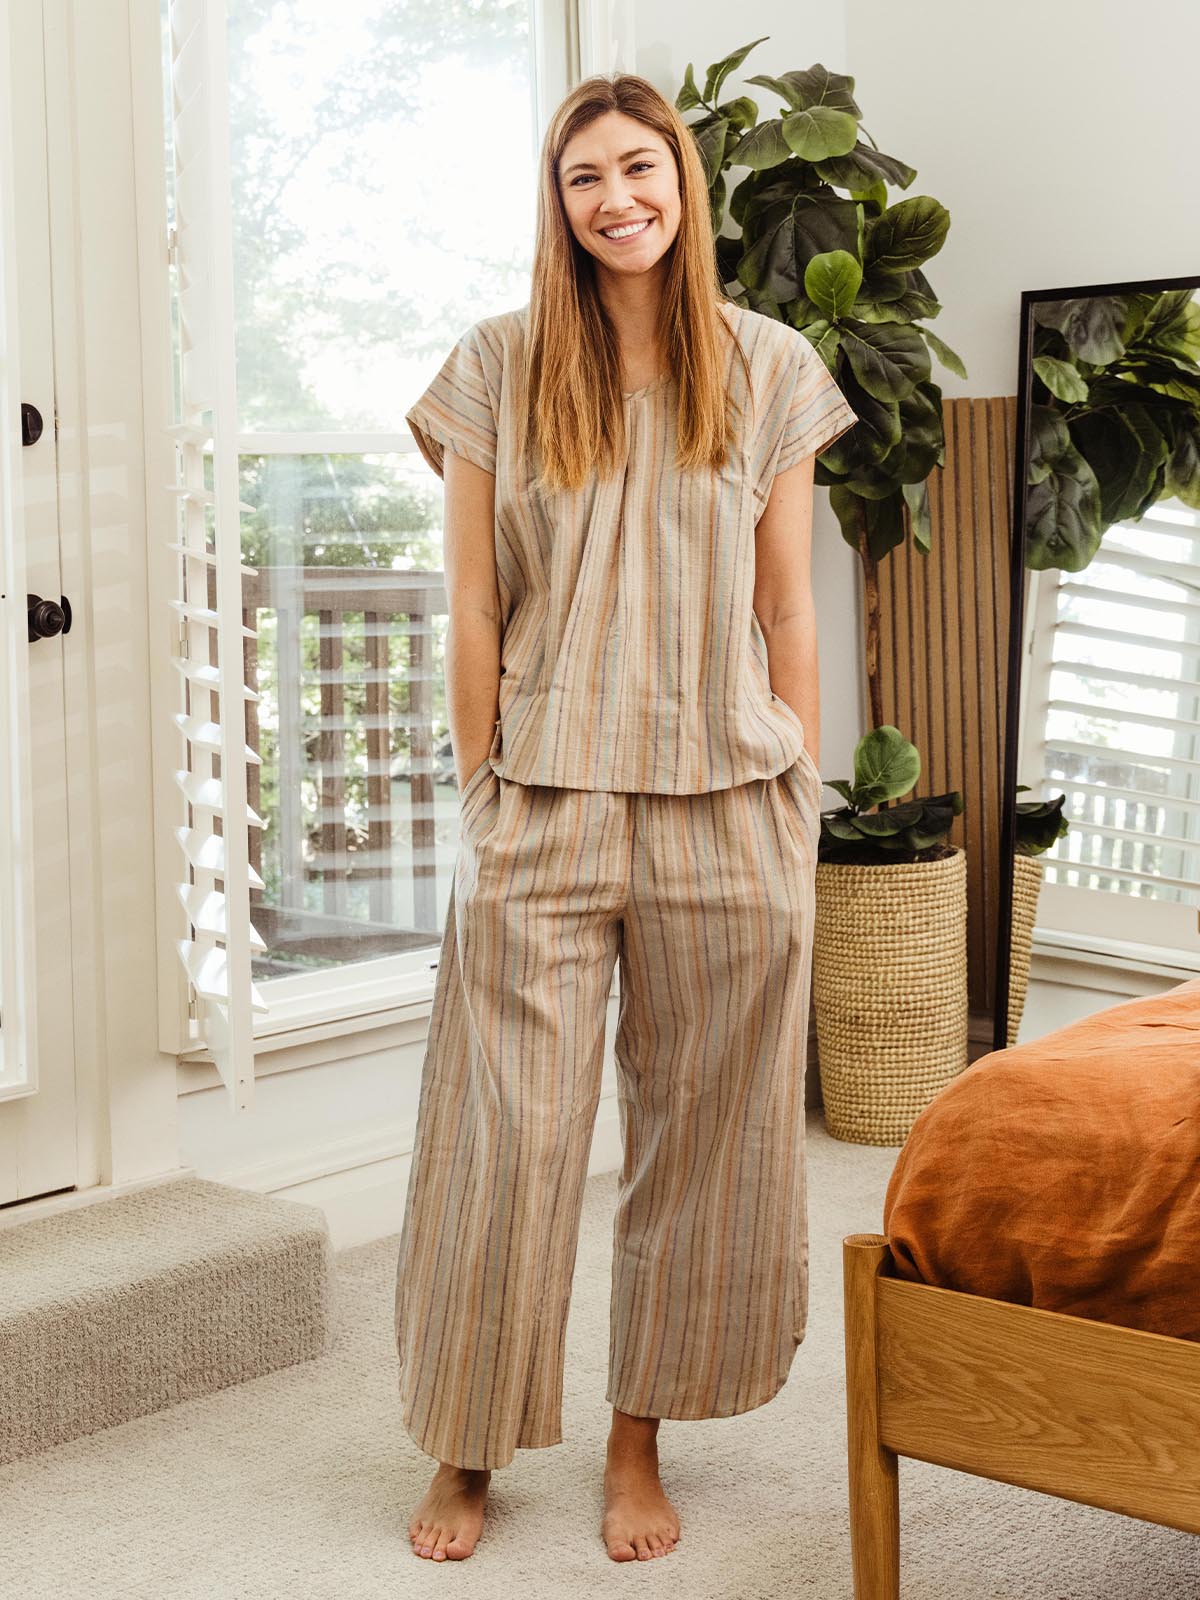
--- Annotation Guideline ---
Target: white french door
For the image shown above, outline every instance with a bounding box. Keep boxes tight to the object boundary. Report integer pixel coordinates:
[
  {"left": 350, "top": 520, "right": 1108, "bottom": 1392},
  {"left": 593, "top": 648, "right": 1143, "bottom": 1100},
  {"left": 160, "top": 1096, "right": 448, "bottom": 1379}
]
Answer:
[{"left": 0, "top": 0, "right": 78, "bottom": 1203}]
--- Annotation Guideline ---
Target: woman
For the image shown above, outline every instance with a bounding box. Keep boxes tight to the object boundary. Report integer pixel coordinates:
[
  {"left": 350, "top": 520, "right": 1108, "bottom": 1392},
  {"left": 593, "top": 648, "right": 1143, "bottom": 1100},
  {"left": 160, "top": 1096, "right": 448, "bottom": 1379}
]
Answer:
[{"left": 395, "top": 71, "right": 856, "bottom": 1565}]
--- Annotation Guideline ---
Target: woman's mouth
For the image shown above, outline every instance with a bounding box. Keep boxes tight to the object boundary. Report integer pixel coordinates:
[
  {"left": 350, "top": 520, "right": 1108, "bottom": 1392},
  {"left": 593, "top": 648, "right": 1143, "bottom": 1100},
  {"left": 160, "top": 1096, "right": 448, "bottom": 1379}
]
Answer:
[{"left": 599, "top": 218, "right": 654, "bottom": 242}]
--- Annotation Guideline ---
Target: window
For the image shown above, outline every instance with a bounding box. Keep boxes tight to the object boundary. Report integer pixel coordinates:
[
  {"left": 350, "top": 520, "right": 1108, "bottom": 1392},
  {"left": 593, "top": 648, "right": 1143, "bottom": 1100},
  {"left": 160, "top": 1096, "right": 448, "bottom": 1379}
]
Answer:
[
  {"left": 1019, "top": 496, "right": 1200, "bottom": 959},
  {"left": 155, "top": 0, "right": 589, "bottom": 1065}
]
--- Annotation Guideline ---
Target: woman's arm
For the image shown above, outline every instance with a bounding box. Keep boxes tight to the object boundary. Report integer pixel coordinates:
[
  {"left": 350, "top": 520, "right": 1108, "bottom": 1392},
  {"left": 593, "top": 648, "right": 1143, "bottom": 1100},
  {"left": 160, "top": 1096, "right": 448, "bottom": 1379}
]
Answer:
[
  {"left": 443, "top": 449, "right": 502, "bottom": 789},
  {"left": 752, "top": 452, "right": 821, "bottom": 765}
]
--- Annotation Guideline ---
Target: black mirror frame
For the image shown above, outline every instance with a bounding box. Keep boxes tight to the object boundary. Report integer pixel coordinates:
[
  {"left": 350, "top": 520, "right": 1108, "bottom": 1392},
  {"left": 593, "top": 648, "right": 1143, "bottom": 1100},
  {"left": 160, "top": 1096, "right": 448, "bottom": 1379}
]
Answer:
[{"left": 993, "top": 271, "right": 1200, "bottom": 1055}]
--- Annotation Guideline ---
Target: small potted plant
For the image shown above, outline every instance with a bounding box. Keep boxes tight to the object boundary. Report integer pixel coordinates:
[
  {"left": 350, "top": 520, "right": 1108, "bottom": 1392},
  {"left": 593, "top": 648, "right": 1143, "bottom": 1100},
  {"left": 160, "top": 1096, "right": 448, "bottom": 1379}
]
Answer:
[
  {"left": 812, "top": 725, "right": 967, "bottom": 1145},
  {"left": 1005, "top": 788, "right": 1069, "bottom": 1045}
]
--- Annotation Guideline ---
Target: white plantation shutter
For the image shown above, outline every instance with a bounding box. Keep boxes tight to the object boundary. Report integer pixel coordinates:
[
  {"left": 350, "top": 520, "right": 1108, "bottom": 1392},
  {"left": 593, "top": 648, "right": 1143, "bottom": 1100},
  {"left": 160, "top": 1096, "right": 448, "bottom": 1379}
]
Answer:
[
  {"left": 1021, "top": 497, "right": 1200, "bottom": 957},
  {"left": 164, "top": 0, "right": 269, "bottom": 1107}
]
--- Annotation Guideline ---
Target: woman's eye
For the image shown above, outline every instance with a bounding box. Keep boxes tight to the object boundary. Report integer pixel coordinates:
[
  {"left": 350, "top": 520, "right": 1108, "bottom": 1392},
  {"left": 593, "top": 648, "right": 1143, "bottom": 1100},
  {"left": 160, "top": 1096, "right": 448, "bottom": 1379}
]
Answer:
[{"left": 570, "top": 161, "right": 653, "bottom": 186}]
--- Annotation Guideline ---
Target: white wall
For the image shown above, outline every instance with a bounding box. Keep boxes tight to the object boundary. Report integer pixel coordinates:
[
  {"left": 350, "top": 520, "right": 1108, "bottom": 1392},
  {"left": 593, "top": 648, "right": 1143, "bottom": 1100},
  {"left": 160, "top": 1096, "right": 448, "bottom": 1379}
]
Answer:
[{"left": 847, "top": 0, "right": 1200, "bottom": 396}]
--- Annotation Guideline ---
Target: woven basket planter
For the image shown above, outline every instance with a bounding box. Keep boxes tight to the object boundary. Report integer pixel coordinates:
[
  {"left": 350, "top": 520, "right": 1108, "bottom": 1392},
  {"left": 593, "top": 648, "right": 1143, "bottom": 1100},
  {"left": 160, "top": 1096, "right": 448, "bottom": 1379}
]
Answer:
[
  {"left": 812, "top": 847, "right": 969, "bottom": 1146},
  {"left": 1005, "top": 852, "right": 1045, "bottom": 1047}
]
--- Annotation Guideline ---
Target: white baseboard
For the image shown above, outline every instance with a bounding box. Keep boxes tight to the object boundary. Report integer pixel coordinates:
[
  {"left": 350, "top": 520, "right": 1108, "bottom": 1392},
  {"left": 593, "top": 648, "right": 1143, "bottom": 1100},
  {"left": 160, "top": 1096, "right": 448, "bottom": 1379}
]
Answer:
[{"left": 258, "top": 1092, "right": 628, "bottom": 1252}]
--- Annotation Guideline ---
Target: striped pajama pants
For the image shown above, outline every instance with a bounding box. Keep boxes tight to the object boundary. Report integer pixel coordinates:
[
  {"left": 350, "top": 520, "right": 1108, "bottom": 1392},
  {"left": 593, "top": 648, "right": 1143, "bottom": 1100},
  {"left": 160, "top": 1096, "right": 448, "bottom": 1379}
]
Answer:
[{"left": 393, "top": 744, "right": 823, "bottom": 1470}]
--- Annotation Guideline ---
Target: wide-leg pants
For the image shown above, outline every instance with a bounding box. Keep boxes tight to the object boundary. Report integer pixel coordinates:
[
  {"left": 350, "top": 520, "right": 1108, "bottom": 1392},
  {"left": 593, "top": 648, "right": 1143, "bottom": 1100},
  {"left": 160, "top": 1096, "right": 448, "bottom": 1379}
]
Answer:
[{"left": 393, "top": 743, "right": 823, "bottom": 1470}]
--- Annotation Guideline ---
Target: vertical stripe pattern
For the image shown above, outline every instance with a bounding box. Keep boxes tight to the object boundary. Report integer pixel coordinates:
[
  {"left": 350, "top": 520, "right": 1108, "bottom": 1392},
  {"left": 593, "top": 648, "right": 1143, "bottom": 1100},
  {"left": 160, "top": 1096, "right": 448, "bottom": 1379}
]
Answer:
[
  {"left": 404, "top": 303, "right": 857, "bottom": 794},
  {"left": 393, "top": 750, "right": 822, "bottom": 1469}
]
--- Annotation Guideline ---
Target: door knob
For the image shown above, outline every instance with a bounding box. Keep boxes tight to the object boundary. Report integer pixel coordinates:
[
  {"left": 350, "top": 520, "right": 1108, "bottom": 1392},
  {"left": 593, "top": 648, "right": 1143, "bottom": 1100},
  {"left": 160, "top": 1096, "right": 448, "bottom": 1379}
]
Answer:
[
  {"left": 21, "top": 403, "right": 43, "bottom": 447},
  {"left": 27, "top": 593, "right": 72, "bottom": 644}
]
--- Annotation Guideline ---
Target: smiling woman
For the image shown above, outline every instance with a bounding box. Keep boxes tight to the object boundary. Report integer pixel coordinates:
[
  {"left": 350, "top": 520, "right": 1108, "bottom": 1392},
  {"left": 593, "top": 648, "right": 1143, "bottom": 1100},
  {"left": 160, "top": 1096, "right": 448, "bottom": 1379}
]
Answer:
[{"left": 395, "top": 66, "right": 858, "bottom": 1568}]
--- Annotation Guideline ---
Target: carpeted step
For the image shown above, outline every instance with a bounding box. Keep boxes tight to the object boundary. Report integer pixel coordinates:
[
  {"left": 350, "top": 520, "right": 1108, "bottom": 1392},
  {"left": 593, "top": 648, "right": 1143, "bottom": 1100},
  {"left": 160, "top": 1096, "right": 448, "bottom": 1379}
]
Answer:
[{"left": 0, "top": 1177, "right": 337, "bottom": 1465}]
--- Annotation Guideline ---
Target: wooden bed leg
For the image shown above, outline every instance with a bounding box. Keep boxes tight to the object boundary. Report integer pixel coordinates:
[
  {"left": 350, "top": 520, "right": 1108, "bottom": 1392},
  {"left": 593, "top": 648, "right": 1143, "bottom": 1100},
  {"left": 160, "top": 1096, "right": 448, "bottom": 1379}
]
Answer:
[{"left": 844, "top": 1234, "right": 900, "bottom": 1600}]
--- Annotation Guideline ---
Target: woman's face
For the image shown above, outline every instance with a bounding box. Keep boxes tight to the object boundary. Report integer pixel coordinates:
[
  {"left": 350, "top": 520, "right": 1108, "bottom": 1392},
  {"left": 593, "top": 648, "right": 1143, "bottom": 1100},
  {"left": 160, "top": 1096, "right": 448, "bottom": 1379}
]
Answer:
[{"left": 557, "top": 110, "right": 681, "bottom": 278}]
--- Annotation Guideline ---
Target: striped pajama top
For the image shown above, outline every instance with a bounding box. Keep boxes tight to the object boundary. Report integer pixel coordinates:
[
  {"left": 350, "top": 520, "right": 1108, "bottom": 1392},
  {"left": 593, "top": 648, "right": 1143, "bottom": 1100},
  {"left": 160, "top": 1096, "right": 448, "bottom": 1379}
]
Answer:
[{"left": 404, "top": 300, "right": 858, "bottom": 793}]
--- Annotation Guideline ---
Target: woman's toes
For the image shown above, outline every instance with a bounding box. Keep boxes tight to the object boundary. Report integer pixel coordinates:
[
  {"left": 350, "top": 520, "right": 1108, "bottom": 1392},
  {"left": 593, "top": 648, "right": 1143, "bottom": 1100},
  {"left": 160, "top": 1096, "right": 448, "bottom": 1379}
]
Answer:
[
  {"left": 445, "top": 1535, "right": 475, "bottom": 1560},
  {"left": 634, "top": 1535, "right": 651, "bottom": 1559},
  {"left": 431, "top": 1529, "right": 451, "bottom": 1561}
]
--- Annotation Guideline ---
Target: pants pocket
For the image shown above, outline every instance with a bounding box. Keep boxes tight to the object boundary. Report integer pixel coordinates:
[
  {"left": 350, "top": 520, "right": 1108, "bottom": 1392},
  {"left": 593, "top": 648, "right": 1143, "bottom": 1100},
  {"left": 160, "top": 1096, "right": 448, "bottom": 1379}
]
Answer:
[
  {"left": 460, "top": 750, "right": 494, "bottom": 803},
  {"left": 459, "top": 718, "right": 503, "bottom": 805}
]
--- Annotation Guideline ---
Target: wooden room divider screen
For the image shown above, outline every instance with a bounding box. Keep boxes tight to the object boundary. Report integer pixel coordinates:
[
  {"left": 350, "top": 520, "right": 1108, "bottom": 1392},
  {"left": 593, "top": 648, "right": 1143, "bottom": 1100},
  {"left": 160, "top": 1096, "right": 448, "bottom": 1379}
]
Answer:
[{"left": 872, "top": 396, "right": 1018, "bottom": 1034}]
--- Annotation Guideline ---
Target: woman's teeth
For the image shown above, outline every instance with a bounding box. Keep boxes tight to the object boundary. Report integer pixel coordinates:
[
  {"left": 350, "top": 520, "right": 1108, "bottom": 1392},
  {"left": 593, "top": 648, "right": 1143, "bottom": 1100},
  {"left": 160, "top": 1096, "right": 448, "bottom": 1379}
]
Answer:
[{"left": 601, "top": 219, "right": 651, "bottom": 239}]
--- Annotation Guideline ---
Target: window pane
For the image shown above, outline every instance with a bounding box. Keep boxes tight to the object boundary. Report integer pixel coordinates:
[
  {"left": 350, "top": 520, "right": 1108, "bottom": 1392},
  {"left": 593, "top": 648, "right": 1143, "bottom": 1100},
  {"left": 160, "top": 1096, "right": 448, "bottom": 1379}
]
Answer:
[
  {"left": 227, "top": 0, "right": 536, "bottom": 431},
  {"left": 240, "top": 452, "right": 472, "bottom": 977}
]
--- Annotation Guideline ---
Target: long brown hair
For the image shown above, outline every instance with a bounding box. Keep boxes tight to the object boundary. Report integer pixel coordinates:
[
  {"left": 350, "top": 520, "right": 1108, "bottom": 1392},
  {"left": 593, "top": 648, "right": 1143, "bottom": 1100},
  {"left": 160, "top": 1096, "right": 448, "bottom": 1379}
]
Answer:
[{"left": 515, "top": 72, "right": 751, "bottom": 494}]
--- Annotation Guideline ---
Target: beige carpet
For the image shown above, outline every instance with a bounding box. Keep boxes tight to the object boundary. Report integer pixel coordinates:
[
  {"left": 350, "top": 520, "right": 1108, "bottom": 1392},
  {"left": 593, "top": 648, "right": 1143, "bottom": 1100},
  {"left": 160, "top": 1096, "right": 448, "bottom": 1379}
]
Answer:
[{"left": 5, "top": 1113, "right": 1197, "bottom": 1598}]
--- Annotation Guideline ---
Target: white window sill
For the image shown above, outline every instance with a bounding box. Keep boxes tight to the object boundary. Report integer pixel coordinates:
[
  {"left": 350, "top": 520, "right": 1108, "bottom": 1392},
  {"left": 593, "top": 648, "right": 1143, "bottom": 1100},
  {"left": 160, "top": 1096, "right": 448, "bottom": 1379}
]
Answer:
[
  {"left": 177, "top": 959, "right": 621, "bottom": 1081},
  {"left": 1031, "top": 928, "right": 1200, "bottom": 989}
]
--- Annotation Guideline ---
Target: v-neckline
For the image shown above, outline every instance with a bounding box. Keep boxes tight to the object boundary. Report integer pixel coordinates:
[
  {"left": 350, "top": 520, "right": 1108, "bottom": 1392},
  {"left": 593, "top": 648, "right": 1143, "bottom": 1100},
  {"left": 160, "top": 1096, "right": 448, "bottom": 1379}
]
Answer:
[{"left": 622, "top": 374, "right": 670, "bottom": 400}]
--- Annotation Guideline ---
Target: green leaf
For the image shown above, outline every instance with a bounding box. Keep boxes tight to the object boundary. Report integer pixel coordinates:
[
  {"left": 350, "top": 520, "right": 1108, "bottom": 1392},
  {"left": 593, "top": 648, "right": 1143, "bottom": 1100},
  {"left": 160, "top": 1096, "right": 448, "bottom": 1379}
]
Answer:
[
  {"left": 829, "top": 482, "right": 866, "bottom": 551},
  {"left": 736, "top": 194, "right": 861, "bottom": 301},
  {"left": 1024, "top": 445, "right": 1103, "bottom": 572},
  {"left": 1123, "top": 355, "right": 1200, "bottom": 405},
  {"left": 854, "top": 725, "right": 921, "bottom": 804},
  {"left": 864, "top": 196, "right": 950, "bottom": 274},
  {"left": 1165, "top": 417, "right": 1200, "bottom": 509},
  {"left": 923, "top": 326, "right": 968, "bottom": 380},
  {"left": 799, "top": 318, "right": 843, "bottom": 370},
  {"left": 873, "top": 382, "right": 944, "bottom": 484},
  {"left": 708, "top": 169, "right": 727, "bottom": 236},
  {"left": 862, "top": 490, "right": 907, "bottom": 560},
  {"left": 746, "top": 65, "right": 862, "bottom": 117},
  {"left": 848, "top": 181, "right": 888, "bottom": 218},
  {"left": 840, "top": 320, "right": 931, "bottom": 401},
  {"left": 676, "top": 63, "right": 703, "bottom": 112},
  {"left": 1032, "top": 355, "right": 1088, "bottom": 403},
  {"left": 702, "top": 36, "right": 770, "bottom": 106},
  {"left": 728, "top": 118, "right": 793, "bottom": 172},
  {"left": 1034, "top": 296, "right": 1127, "bottom": 364},
  {"left": 781, "top": 105, "right": 859, "bottom": 162},
  {"left": 691, "top": 116, "right": 731, "bottom": 185},
  {"left": 1137, "top": 290, "right": 1200, "bottom": 362},
  {"left": 717, "top": 94, "right": 759, "bottom": 131},
  {"left": 789, "top": 64, "right": 862, "bottom": 114},
  {"left": 1069, "top": 405, "right": 1169, "bottom": 528},
  {"left": 821, "top": 369, "right": 901, "bottom": 469},
  {"left": 902, "top": 480, "right": 932, "bottom": 553},
  {"left": 1028, "top": 403, "right": 1072, "bottom": 486},
  {"left": 804, "top": 249, "right": 862, "bottom": 319},
  {"left": 813, "top": 142, "right": 916, "bottom": 192}
]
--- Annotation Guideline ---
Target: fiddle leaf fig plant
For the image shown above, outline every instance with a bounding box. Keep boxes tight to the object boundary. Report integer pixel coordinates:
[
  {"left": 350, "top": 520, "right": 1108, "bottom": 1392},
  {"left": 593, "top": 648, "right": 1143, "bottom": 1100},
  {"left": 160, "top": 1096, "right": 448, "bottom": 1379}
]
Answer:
[
  {"left": 818, "top": 726, "right": 964, "bottom": 864},
  {"left": 677, "top": 39, "right": 965, "bottom": 731},
  {"left": 1013, "top": 785, "right": 1070, "bottom": 856},
  {"left": 1026, "top": 288, "right": 1200, "bottom": 572}
]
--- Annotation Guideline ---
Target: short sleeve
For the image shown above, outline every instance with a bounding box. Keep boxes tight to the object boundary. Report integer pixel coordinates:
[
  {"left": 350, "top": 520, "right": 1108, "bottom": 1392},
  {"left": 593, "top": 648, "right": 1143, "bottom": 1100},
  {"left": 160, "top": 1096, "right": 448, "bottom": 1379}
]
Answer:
[
  {"left": 404, "top": 322, "right": 499, "bottom": 479},
  {"left": 774, "top": 336, "right": 858, "bottom": 477}
]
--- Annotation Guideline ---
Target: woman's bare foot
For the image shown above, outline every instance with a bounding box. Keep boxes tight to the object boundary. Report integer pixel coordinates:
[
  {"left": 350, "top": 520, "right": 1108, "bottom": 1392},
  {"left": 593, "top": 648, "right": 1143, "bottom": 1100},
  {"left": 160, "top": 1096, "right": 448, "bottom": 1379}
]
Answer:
[
  {"left": 601, "top": 1408, "right": 681, "bottom": 1562},
  {"left": 408, "top": 1461, "right": 491, "bottom": 1560}
]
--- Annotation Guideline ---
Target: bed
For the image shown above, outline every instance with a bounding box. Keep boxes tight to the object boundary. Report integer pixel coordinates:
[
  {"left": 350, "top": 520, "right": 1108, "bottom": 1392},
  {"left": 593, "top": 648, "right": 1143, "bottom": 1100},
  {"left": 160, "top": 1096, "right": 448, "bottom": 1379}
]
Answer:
[{"left": 842, "top": 976, "right": 1200, "bottom": 1598}]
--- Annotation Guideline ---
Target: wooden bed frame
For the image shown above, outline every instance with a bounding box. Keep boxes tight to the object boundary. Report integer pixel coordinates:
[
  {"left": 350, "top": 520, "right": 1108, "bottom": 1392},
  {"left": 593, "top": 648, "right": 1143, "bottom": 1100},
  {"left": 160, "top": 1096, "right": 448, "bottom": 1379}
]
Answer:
[{"left": 842, "top": 1234, "right": 1200, "bottom": 1598}]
